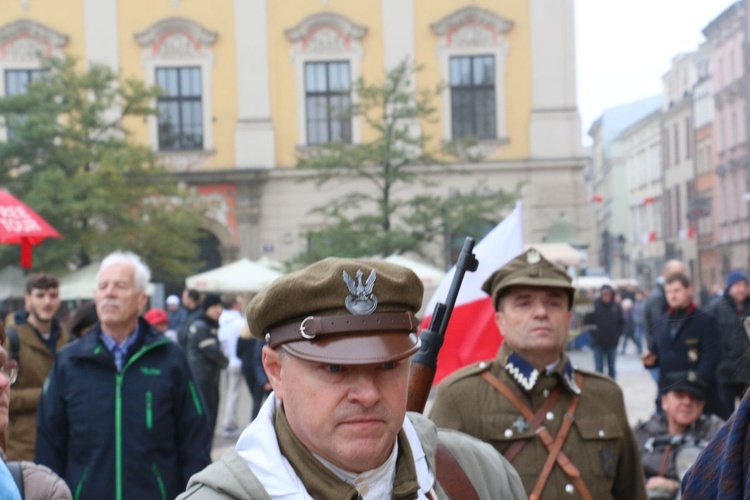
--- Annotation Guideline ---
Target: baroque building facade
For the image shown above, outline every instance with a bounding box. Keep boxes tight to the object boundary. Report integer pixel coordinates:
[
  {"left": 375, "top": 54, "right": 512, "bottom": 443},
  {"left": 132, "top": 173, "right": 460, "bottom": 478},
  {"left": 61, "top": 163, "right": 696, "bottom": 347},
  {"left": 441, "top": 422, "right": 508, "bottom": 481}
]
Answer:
[{"left": 0, "top": 0, "right": 590, "bottom": 268}]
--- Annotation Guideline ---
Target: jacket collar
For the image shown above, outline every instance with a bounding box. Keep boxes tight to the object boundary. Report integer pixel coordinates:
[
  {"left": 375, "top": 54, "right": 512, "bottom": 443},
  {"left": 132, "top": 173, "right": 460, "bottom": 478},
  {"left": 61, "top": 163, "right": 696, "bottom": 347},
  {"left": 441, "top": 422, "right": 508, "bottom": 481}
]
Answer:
[
  {"left": 500, "top": 345, "right": 580, "bottom": 395},
  {"left": 72, "top": 318, "right": 165, "bottom": 360},
  {"left": 667, "top": 302, "right": 696, "bottom": 316},
  {"left": 235, "top": 395, "right": 435, "bottom": 498}
]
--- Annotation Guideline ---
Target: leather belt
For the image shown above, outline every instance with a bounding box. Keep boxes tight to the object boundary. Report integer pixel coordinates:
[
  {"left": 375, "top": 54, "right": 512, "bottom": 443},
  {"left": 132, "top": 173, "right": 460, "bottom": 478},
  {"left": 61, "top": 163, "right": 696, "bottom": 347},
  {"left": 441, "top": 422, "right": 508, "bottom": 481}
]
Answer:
[{"left": 266, "top": 312, "right": 418, "bottom": 348}]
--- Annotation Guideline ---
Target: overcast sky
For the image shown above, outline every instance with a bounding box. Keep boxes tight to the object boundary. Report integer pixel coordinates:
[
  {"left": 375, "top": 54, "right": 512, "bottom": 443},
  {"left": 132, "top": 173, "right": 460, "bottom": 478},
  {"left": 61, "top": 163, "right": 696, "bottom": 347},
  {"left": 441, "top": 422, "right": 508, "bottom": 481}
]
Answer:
[{"left": 575, "top": 0, "right": 737, "bottom": 144}]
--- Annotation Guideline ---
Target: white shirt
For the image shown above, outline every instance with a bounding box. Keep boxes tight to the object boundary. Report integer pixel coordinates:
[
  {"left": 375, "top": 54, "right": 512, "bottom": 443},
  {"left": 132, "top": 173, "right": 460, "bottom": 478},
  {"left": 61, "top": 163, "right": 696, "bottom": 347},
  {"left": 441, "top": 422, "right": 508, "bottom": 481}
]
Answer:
[{"left": 218, "top": 309, "right": 244, "bottom": 369}]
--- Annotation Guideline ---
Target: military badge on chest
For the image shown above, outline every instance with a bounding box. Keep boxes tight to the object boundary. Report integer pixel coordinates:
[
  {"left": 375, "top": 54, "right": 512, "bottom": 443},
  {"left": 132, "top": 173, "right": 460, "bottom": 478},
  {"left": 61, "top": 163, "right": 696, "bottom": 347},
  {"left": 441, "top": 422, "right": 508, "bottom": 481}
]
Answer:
[{"left": 598, "top": 449, "right": 617, "bottom": 478}]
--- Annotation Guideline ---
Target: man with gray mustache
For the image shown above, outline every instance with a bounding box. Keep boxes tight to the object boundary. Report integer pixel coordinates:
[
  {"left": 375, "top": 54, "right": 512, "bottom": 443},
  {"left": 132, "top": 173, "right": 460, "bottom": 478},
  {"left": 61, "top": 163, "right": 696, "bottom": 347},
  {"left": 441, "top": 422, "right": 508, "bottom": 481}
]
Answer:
[{"left": 36, "top": 250, "right": 212, "bottom": 499}]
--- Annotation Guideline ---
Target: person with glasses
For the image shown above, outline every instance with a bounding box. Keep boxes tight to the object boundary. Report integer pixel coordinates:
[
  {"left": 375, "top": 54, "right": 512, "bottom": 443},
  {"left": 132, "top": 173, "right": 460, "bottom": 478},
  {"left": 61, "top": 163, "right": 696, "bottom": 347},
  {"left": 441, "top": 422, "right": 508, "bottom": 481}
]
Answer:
[{"left": 0, "top": 324, "right": 70, "bottom": 499}]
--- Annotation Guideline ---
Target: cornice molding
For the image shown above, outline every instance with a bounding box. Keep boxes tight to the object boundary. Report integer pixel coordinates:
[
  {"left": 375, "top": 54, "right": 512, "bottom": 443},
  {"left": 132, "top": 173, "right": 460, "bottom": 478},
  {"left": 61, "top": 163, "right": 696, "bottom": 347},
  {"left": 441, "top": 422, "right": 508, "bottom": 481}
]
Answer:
[
  {"left": 0, "top": 18, "right": 68, "bottom": 60},
  {"left": 431, "top": 6, "right": 513, "bottom": 41},
  {"left": 134, "top": 17, "right": 218, "bottom": 50},
  {"left": 285, "top": 12, "right": 367, "bottom": 45}
]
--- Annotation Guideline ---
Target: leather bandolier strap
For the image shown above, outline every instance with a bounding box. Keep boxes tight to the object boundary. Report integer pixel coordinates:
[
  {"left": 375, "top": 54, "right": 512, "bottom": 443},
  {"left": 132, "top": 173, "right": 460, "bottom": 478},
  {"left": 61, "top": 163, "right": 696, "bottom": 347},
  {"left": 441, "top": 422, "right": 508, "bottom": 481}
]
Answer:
[
  {"left": 481, "top": 371, "right": 593, "bottom": 500},
  {"left": 504, "top": 385, "right": 563, "bottom": 462},
  {"left": 435, "top": 442, "right": 480, "bottom": 500}
]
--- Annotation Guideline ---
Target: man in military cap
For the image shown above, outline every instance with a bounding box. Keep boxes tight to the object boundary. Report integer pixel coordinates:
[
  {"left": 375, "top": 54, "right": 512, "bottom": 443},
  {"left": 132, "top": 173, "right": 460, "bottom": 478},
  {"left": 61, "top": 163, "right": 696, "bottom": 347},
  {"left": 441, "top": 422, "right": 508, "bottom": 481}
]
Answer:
[
  {"left": 180, "top": 257, "right": 526, "bottom": 499},
  {"left": 429, "top": 248, "right": 647, "bottom": 500},
  {"left": 634, "top": 371, "right": 723, "bottom": 498}
]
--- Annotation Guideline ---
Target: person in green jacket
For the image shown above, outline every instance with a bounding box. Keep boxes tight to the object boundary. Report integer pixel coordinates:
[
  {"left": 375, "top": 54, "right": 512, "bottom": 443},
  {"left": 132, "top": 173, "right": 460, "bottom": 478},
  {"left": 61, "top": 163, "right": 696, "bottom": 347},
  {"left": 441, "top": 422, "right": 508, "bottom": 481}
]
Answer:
[{"left": 180, "top": 257, "right": 526, "bottom": 499}]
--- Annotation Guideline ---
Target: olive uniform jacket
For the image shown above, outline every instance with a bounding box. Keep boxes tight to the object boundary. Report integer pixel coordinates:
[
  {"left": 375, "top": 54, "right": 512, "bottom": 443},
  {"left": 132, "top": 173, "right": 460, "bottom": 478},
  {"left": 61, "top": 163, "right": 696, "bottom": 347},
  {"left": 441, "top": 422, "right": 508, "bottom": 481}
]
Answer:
[
  {"left": 178, "top": 402, "right": 526, "bottom": 499},
  {"left": 429, "top": 345, "right": 647, "bottom": 500},
  {"left": 3, "top": 318, "right": 69, "bottom": 461}
]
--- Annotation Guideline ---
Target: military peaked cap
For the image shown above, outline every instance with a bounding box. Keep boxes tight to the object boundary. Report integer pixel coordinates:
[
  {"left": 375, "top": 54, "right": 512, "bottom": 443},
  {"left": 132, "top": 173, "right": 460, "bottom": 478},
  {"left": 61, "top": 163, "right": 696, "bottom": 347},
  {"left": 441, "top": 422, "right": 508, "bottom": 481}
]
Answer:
[
  {"left": 481, "top": 247, "right": 576, "bottom": 310},
  {"left": 246, "top": 257, "right": 423, "bottom": 364}
]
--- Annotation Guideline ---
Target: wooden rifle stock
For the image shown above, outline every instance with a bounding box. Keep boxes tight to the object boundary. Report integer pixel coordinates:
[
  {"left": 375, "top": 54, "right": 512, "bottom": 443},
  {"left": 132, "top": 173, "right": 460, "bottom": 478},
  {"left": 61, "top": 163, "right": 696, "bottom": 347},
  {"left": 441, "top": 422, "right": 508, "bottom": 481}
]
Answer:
[{"left": 407, "top": 237, "right": 479, "bottom": 413}]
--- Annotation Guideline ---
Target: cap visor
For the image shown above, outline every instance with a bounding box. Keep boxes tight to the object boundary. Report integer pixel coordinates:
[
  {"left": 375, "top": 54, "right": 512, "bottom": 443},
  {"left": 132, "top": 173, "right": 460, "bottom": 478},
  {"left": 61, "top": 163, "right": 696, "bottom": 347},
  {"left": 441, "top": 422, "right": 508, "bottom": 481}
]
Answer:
[{"left": 281, "top": 332, "right": 420, "bottom": 365}]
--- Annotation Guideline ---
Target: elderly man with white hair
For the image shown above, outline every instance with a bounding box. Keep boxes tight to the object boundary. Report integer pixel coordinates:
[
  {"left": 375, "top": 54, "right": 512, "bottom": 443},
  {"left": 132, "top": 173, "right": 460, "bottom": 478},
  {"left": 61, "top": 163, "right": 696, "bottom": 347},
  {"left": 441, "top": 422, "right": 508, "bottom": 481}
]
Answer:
[{"left": 35, "top": 250, "right": 212, "bottom": 499}]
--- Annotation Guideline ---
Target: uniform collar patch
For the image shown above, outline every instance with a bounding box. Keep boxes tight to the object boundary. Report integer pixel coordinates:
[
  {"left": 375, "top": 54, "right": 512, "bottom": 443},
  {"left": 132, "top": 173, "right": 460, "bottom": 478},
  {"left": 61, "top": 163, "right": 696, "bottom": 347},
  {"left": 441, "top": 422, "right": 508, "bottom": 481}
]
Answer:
[
  {"left": 562, "top": 360, "right": 581, "bottom": 395},
  {"left": 504, "top": 352, "right": 540, "bottom": 391},
  {"left": 504, "top": 352, "right": 581, "bottom": 394}
]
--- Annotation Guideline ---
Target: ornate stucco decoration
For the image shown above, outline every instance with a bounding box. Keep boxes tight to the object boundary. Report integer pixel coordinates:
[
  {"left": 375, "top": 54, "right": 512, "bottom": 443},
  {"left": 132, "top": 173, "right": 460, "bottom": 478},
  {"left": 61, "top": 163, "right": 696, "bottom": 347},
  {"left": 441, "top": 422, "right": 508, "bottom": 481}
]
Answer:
[
  {"left": 0, "top": 19, "right": 68, "bottom": 62},
  {"left": 134, "top": 17, "right": 217, "bottom": 59},
  {"left": 430, "top": 6, "right": 513, "bottom": 48},
  {"left": 285, "top": 12, "right": 367, "bottom": 55}
]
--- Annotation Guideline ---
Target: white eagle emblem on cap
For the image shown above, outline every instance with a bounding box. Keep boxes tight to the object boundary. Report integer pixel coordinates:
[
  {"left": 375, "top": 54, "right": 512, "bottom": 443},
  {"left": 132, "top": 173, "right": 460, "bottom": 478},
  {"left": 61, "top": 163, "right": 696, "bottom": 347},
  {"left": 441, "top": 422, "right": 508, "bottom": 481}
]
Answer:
[{"left": 343, "top": 269, "right": 378, "bottom": 315}]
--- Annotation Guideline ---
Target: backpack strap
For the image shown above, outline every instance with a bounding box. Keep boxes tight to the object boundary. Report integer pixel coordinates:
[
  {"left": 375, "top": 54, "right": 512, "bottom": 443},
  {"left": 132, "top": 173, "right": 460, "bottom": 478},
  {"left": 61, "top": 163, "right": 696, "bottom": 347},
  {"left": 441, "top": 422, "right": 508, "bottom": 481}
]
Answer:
[
  {"left": 6, "top": 461, "right": 24, "bottom": 498},
  {"left": 435, "top": 442, "right": 479, "bottom": 500},
  {"left": 5, "top": 327, "right": 19, "bottom": 364}
]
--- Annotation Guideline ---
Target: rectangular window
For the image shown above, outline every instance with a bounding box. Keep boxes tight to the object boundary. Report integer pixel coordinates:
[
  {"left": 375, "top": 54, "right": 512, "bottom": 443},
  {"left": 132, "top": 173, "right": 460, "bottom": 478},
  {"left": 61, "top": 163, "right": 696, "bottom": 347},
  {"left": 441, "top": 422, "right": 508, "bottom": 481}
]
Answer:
[
  {"left": 4, "top": 69, "right": 45, "bottom": 140},
  {"left": 685, "top": 117, "right": 691, "bottom": 160},
  {"left": 449, "top": 55, "right": 496, "bottom": 140},
  {"left": 155, "top": 67, "right": 203, "bottom": 151},
  {"left": 663, "top": 128, "right": 670, "bottom": 168},
  {"left": 304, "top": 61, "right": 351, "bottom": 145},
  {"left": 673, "top": 123, "right": 680, "bottom": 164}
]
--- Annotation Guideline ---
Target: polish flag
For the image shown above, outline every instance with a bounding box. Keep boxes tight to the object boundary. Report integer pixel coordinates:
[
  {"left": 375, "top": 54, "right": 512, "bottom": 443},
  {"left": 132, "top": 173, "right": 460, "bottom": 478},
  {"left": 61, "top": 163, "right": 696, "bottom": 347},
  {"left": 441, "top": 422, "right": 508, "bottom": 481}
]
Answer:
[
  {"left": 420, "top": 202, "right": 524, "bottom": 385},
  {"left": 591, "top": 194, "right": 604, "bottom": 203}
]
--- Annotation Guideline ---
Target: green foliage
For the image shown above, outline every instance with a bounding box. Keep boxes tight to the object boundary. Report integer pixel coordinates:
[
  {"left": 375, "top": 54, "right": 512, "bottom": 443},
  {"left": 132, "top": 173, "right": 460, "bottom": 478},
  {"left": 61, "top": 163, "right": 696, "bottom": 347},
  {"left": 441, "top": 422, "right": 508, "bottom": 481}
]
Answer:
[
  {"left": 0, "top": 56, "right": 204, "bottom": 282},
  {"left": 296, "top": 59, "right": 517, "bottom": 266}
]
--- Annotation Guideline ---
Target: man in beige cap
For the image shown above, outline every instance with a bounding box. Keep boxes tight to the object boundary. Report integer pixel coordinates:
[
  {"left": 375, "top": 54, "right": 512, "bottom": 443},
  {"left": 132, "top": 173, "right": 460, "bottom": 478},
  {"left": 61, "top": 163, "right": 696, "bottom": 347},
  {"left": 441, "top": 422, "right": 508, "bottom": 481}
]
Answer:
[
  {"left": 180, "top": 257, "right": 525, "bottom": 499},
  {"left": 429, "top": 248, "right": 646, "bottom": 500}
]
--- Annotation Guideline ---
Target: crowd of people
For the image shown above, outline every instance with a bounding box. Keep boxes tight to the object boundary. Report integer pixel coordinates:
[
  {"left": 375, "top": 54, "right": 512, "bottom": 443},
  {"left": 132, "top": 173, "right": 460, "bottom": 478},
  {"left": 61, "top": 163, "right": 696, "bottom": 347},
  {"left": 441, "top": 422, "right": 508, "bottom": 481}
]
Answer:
[{"left": 0, "top": 247, "right": 748, "bottom": 498}]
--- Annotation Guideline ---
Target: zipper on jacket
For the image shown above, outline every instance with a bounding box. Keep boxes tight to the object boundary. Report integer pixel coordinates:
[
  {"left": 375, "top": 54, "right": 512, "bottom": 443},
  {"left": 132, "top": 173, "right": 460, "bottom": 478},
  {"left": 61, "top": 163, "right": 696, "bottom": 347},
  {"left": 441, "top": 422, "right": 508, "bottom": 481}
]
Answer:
[
  {"left": 151, "top": 463, "right": 167, "bottom": 500},
  {"left": 145, "top": 391, "right": 153, "bottom": 429},
  {"left": 74, "top": 465, "right": 89, "bottom": 500},
  {"left": 114, "top": 339, "right": 170, "bottom": 500},
  {"left": 188, "top": 380, "right": 204, "bottom": 416}
]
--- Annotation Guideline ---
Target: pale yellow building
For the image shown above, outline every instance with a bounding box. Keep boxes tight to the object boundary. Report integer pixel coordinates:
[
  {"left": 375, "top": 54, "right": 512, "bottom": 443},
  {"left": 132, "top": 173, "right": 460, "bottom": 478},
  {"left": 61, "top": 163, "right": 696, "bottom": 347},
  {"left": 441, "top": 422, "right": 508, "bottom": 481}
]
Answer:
[{"left": 0, "top": 0, "right": 590, "bottom": 269}]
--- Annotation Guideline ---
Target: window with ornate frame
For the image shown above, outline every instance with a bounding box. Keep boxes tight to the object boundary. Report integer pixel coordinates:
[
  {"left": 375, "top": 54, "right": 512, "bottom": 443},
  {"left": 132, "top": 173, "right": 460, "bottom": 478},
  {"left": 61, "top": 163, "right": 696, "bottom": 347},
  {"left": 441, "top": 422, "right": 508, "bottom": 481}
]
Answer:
[
  {"left": 0, "top": 19, "right": 67, "bottom": 142},
  {"left": 4, "top": 68, "right": 45, "bottom": 139},
  {"left": 431, "top": 7, "right": 512, "bottom": 145},
  {"left": 285, "top": 13, "right": 366, "bottom": 147},
  {"left": 135, "top": 18, "right": 216, "bottom": 158}
]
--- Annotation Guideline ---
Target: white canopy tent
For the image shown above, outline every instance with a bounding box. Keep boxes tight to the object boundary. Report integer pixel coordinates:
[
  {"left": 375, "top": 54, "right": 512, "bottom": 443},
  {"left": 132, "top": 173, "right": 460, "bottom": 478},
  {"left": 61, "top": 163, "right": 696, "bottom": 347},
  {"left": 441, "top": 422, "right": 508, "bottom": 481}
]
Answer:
[
  {"left": 382, "top": 255, "right": 446, "bottom": 317},
  {"left": 383, "top": 255, "right": 446, "bottom": 286},
  {"left": 0, "top": 266, "right": 25, "bottom": 301},
  {"left": 525, "top": 243, "right": 585, "bottom": 268},
  {"left": 59, "top": 262, "right": 156, "bottom": 300},
  {"left": 185, "top": 258, "right": 283, "bottom": 293}
]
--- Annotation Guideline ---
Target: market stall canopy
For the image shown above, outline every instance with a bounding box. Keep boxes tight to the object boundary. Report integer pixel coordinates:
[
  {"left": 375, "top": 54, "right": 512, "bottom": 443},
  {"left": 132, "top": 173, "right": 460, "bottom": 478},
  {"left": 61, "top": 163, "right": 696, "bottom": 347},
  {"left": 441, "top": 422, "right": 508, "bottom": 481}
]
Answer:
[
  {"left": 0, "top": 266, "right": 25, "bottom": 301},
  {"left": 60, "top": 262, "right": 156, "bottom": 300},
  {"left": 573, "top": 275, "right": 614, "bottom": 290},
  {"left": 185, "top": 258, "right": 283, "bottom": 293},
  {"left": 383, "top": 255, "right": 446, "bottom": 286},
  {"left": 525, "top": 243, "right": 584, "bottom": 268},
  {"left": 0, "top": 190, "right": 61, "bottom": 268}
]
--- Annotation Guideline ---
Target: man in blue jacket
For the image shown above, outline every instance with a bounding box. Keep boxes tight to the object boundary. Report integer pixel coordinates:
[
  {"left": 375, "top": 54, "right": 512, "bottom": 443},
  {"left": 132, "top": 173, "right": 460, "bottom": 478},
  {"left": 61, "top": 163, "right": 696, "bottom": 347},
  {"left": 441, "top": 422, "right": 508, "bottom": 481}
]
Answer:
[{"left": 35, "top": 251, "right": 212, "bottom": 500}]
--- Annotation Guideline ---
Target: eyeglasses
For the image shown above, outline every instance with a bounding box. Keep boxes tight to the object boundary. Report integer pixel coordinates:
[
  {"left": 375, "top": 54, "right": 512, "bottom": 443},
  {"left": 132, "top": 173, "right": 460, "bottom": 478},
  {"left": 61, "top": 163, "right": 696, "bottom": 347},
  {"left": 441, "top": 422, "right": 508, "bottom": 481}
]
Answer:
[{"left": 0, "top": 360, "right": 18, "bottom": 385}]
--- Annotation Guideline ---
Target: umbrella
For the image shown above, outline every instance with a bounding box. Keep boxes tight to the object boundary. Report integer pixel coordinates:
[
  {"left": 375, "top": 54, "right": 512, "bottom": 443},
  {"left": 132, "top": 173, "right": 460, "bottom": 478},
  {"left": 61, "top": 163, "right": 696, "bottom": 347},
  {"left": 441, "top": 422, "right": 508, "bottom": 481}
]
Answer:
[
  {"left": 185, "top": 258, "right": 283, "bottom": 293},
  {"left": 0, "top": 190, "right": 61, "bottom": 268}
]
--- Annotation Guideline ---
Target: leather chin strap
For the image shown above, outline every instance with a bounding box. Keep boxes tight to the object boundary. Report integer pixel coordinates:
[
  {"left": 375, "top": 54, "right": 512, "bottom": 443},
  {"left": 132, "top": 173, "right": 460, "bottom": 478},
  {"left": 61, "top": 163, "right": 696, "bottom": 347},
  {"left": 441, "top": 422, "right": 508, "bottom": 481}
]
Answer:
[
  {"left": 266, "top": 312, "right": 418, "bottom": 348},
  {"left": 481, "top": 371, "right": 593, "bottom": 500}
]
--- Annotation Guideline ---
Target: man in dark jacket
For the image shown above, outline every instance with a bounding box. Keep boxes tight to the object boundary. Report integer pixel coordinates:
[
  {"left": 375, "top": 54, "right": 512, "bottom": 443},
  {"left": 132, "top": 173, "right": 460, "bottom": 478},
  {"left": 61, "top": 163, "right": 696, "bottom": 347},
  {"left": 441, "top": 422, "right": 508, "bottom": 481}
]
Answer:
[
  {"left": 186, "top": 293, "right": 228, "bottom": 436},
  {"left": 35, "top": 251, "right": 212, "bottom": 500},
  {"left": 585, "top": 284, "right": 624, "bottom": 378},
  {"left": 643, "top": 272, "right": 722, "bottom": 417},
  {"left": 712, "top": 269, "right": 750, "bottom": 417}
]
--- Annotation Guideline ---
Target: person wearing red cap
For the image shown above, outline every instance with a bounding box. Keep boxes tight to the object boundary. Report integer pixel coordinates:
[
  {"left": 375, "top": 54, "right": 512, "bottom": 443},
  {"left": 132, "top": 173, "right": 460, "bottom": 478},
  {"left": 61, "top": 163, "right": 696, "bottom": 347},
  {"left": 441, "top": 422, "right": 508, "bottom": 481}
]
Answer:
[
  {"left": 144, "top": 308, "right": 169, "bottom": 332},
  {"left": 179, "top": 258, "right": 525, "bottom": 499}
]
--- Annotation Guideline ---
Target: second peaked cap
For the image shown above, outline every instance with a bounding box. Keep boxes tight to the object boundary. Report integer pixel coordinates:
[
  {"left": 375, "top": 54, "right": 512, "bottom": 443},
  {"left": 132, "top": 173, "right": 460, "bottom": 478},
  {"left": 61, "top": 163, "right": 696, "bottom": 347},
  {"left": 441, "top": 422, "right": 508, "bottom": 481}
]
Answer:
[{"left": 481, "top": 247, "right": 575, "bottom": 309}]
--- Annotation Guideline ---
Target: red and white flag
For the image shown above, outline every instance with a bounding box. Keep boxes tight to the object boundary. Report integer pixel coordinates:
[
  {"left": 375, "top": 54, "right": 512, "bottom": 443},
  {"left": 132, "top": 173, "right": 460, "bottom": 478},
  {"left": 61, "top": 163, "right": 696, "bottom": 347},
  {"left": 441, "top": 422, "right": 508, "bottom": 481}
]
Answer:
[{"left": 420, "top": 202, "right": 524, "bottom": 385}]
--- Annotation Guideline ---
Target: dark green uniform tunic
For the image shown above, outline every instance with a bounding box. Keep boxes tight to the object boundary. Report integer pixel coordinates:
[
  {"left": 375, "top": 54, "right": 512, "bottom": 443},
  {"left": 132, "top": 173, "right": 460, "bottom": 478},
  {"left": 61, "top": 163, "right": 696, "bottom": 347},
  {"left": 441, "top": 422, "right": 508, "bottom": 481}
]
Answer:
[{"left": 429, "top": 345, "right": 647, "bottom": 500}]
